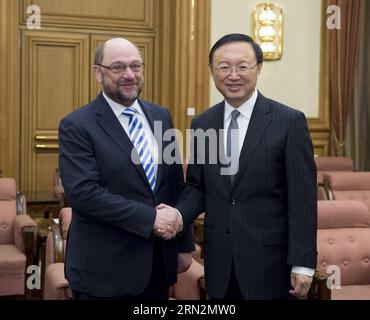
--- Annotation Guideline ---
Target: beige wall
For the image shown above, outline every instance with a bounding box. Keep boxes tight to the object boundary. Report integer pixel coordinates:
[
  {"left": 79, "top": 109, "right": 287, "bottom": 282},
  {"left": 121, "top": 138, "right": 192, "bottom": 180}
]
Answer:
[{"left": 210, "top": 0, "right": 321, "bottom": 117}]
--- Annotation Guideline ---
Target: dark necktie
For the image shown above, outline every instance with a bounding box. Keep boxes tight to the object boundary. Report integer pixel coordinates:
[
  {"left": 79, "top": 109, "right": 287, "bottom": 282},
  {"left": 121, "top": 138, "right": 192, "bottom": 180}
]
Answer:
[{"left": 227, "top": 110, "right": 240, "bottom": 184}]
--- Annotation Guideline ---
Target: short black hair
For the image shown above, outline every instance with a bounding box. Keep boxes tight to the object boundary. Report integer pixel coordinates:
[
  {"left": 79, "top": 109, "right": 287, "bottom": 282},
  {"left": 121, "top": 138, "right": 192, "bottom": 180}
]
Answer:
[{"left": 209, "top": 33, "right": 263, "bottom": 65}]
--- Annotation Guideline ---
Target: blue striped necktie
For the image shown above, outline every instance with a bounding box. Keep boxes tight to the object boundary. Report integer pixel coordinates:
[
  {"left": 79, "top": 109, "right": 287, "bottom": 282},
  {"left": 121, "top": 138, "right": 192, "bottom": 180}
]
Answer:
[{"left": 122, "top": 107, "right": 156, "bottom": 191}]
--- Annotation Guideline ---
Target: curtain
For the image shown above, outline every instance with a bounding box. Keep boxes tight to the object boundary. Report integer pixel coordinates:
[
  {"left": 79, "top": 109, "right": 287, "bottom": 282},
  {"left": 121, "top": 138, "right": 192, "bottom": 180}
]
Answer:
[
  {"left": 327, "top": 0, "right": 363, "bottom": 156},
  {"left": 345, "top": 0, "right": 370, "bottom": 170}
]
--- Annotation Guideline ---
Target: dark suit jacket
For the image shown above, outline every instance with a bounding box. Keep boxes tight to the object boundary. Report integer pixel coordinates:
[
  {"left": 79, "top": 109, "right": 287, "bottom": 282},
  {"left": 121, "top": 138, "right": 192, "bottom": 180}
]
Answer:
[
  {"left": 58, "top": 93, "right": 194, "bottom": 297},
  {"left": 177, "top": 92, "right": 317, "bottom": 299}
]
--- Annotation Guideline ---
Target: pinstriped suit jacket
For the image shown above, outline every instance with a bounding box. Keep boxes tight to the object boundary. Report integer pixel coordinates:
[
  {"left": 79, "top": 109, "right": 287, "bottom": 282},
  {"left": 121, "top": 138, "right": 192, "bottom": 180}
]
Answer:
[{"left": 177, "top": 92, "right": 317, "bottom": 299}]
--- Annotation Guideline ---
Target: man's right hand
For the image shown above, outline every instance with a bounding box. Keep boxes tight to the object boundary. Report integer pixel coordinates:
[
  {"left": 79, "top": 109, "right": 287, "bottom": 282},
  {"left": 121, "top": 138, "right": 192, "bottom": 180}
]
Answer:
[{"left": 153, "top": 204, "right": 183, "bottom": 240}]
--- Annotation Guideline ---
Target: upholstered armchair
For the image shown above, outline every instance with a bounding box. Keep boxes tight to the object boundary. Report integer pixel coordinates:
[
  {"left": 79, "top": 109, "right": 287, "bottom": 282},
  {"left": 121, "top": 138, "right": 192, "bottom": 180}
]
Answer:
[
  {"left": 43, "top": 207, "right": 71, "bottom": 300},
  {"left": 316, "top": 200, "right": 370, "bottom": 299},
  {"left": 0, "top": 178, "right": 37, "bottom": 298},
  {"left": 315, "top": 156, "right": 354, "bottom": 183},
  {"left": 170, "top": 257, "right": 205, "bottom": 300},
  {"left": 322, "top": 172, "right": 370, "bottom": 210},
  {"left": 315, "top": 156, "right": 354, "bottom": 200}
]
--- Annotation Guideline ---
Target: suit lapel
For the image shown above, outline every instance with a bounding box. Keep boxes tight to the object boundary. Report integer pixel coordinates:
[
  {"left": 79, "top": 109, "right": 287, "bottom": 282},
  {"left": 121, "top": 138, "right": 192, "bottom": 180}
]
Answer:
[
  {"left": 94, "top": 94, "right": 153, "bottom": 193},
  {"left": 232, "top": 93, "right": 272, "bottom": 188}
]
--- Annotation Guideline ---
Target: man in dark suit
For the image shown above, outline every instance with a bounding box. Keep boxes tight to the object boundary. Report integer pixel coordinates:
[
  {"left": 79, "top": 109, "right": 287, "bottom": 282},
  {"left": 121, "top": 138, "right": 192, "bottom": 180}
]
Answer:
[
  {"left": 172, "top": 34, "right": 317, "bottom": 299},
  {"left": 58, "top": 38, "right": 194, "bottom": 300}
]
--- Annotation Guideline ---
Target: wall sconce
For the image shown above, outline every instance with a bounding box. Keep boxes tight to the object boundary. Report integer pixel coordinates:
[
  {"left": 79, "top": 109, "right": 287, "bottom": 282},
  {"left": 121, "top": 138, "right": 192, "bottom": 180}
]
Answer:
[{"left": 253, "top": 3, "right": 283, "bottom": 60}]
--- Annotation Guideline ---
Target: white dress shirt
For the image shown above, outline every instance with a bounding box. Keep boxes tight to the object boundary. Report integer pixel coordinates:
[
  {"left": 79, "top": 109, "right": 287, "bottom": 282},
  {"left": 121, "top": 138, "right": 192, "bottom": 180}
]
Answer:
[{"left": 223, "top": 90, "right": 258, "bottom": 157}]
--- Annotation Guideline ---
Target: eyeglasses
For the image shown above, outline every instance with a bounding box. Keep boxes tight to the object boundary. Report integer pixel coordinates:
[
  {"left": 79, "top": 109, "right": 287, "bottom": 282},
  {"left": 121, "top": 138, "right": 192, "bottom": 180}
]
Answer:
[
  {"left": 212, "top": 63, "right": 258, "bottom": 75},
  {"left": 96, "top": 62, "right": 144, "bottom": 74}
]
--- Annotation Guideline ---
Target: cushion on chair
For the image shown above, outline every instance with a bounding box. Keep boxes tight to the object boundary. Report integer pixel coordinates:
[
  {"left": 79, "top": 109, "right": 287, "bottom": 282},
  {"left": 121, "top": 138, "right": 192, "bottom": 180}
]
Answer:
[
  {"left": 0, "top": 178, "right": 17, "bottom": 200},
  {"left": 172, "top": 258, "right": 204, "bottom": 300},
  {"left": 0, "top": 178, "right": 18, "bottom": 245},
  {"left": 323, "top": 172, "right": 370, "bottom": 191},
  {"left": 0, "top": 200, "right": 16, "bottom": 245},
  {"left": 331, "top": 284, "right": 370, "bottom": 300},
  {"left": 318, "top": 170, "right": 354, "bottom": 185},
  {"left": 334, "top": 191, "right": 370, "bottom": 205},
  {"left": 317, "top": 228, "right": 370, "bottom": 285},
  {"left": 318, "top": 200, "right": 370, "bottom": 229},
  {"left": 315, "top": 157, "right": 354, "bottom": 184},
  {"left": 317, "top": 200, "right": 370, "bottom": 287},
  {"left": 43, "top": 263, "right": 69, "bottom": 300},
  {"left": 323, "top": 173, "right": 370, "bottom": 212},
  {"left": 315, "top": 157, "right": 353, "bottom": 171},
  {"left": 0, "top": 244, "right": 26, "bottom": 296}
]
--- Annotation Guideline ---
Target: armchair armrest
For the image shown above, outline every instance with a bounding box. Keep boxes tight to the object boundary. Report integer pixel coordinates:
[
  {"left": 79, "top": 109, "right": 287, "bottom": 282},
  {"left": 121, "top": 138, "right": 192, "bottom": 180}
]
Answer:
[
  {"left": 14, "top": 214, "right": 37, "bottom": 252},
  {"left": 307, "top": 271, "right": 331, "bottom": 300},
  {"left": 45, "top": 223, "right": 64, "bottom": 274},
  {"left": 318, "top": 182, "right": 333, "bottom": 201},
  {"left": 173, "top": 258, "right": 205, "bottom": 300},
  {"left": 51, "top": 224, "right": 64, "bottom": 263},
  {"left": 23, "top": 226, "right": 36, "bottom": 299},
  {"left": 13, "top": 215, "right": 37, "bottom": 299},
  {"left": 44, "top": 263, "right": 70, "bottom": 300}
]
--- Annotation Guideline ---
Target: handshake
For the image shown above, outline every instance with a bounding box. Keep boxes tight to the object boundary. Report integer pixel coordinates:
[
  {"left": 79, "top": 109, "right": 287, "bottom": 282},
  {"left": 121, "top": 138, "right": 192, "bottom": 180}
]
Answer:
[{"left": 153, "top": 203, "right": 183, "bottom": 240}]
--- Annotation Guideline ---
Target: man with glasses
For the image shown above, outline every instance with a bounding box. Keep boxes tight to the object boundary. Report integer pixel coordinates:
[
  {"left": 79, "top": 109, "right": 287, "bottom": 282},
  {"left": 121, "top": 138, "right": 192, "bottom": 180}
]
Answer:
[
  {"left": 58, "top": 38, "right": 194, "bottom": 300},
  {"left": 169, "top": 33, "right": 317, "bottom": 299}
]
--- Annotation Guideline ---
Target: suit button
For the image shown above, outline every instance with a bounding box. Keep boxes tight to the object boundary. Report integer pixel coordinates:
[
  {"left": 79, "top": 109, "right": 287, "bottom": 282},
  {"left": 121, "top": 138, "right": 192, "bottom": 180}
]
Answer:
[
  {"left": 227, "top": 231, "right": 231, "bottom": 235},
  {"left": 231, "top": 199, "right": 236, "bottom": 205}
]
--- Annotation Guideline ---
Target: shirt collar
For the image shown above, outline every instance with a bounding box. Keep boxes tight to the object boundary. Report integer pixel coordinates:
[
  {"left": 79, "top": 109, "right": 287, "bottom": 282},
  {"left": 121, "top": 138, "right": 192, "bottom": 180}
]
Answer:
[
  {"left": 224, "top": 90, "right": 258, "bottom": 122},
  {"left": 102, "top": 91, "right": 143, "bottom": 118}
]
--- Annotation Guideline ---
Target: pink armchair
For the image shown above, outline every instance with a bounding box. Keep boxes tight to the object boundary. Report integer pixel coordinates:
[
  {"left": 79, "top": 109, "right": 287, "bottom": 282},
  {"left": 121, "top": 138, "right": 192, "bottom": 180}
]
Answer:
[
  {"left": 317, "top": 200, "right": 370, "bottom": 299},
  {"left": 322, "top": 172, "right": 370, "bottom": 210},
  {"left": 315, "top": 156, "right": 354, "bottom": 200},
  {"left": 170, "top": 257, "right": 204, "bottom": 300},
  {"left": 0, "top": 178, "right": 37, "bottom": 298},
  {"left": 43, "top": 207, "right": 71, "bottom": 300}
]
